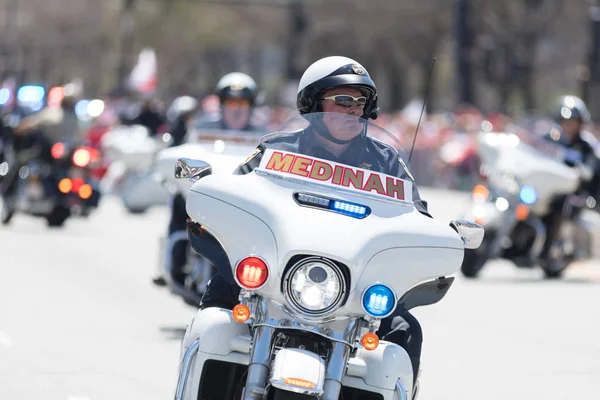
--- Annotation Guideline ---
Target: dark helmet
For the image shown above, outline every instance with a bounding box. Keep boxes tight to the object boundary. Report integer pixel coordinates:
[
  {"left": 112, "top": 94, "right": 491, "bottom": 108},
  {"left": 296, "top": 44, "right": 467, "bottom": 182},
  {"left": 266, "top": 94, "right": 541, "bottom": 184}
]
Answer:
[
  {"left": 297, "top": 56, "right": 379, "bottom": 120},
  {"left": 60, "top": 81, "right": 82, "bottom": 110},
  {"left": 554, "top": 95, "right": 591, "bottom": 124},
  {"left": 215, "top": 72, "right": 258, "bottom": 105}
]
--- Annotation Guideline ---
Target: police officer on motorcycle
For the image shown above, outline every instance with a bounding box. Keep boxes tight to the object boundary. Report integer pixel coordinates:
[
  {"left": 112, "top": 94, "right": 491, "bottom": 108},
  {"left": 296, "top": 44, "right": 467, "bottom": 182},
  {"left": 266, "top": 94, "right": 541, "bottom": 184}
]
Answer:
[
  {"left": 153, "top": 72, "right": 263, "bottom": 289},
  {"left": 131, "top": 96, "right": 166, "bottom": 137},
  {"left": 541, "top": 95, "right": 600, "bottom": 274},
  {"left": 15, "top": 84, "right": 82, "bottom": 144},
  {"left": 166, "top": 96, "right": 199, "bottom": 147},
  {"left": 1, "top": 84, "right": 83, "bottom": 219},
  {"left": 196, "top": 56, "right": 430, "bottom": 386},
  {"left": 195, "top": 72, "right": 263, "bottom": 132}
]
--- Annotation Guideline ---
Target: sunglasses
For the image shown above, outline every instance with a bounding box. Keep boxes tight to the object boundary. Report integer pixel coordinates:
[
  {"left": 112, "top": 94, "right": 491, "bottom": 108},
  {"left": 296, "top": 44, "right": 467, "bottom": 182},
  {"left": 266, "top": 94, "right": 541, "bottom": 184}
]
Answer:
[{"left": 321, "top": 94, "right": 367, "bottom": 109}]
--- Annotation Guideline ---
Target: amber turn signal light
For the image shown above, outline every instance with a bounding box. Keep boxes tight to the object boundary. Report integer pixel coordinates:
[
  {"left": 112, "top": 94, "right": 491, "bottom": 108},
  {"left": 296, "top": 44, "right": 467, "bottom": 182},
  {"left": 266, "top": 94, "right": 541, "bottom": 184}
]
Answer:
[
  {"left": 361, "top": 332, "right": 379, "bottom": 351},
  {"left": 232, "top": 304, "right": 250, "bottom": 323}
]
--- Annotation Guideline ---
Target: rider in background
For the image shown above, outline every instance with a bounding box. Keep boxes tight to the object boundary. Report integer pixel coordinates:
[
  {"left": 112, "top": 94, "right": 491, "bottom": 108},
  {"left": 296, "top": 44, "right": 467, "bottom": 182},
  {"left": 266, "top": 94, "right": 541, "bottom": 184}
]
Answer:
[
  {"left": 1, "top": 84, "right": 83, "bottom": 208},
  {"left": 166, "top": 96, "right": 199, "bottom": 147},
  {"left": 541, "top": 95, "right": 600, "bottom": 268},
  {"left": 194, "top": 72, "right": 264, "bottom": 132},
  {"left": 153, "top": 72, "right": 263, "bottom": 287},
  {"left": 131, "top": 95, "right": 167, "bottom": 137}
]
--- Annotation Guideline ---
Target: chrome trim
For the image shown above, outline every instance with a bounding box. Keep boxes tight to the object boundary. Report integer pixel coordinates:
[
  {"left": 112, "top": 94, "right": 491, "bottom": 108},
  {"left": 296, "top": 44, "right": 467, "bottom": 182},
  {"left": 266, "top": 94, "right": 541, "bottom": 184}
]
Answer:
[
  {"left": 322, "top": 340, "right": 352, "bottom": 399},
  {"left": 254, "top": 168, "right": 414, "bottom": 207},
  {"left": 270, "top": 379, "right": 324, "bottom": 397},
  {"left": 174, "top": 158, "right": 212, "bottom": 182},
  {"left": 250, "top": 298, "right": 357, "bottom": 400},
  {"left": 175, "top": 339, "right": 200, "bottom": 400},
  {"left": 243, "top": 325, "right": 273, "bottom": 400},
  {"left": 360, "top": 282, "right": 398, "bottom": 319},
  {"left": 395, "top": 379, "right": 408, "bottom": 400},
  {"left": 282, "top": 257, "right": 347, "bottom": 318},
  {"left": 233, "top": 254, "right": 270, "bottom": 291},
  {"left": 450, "top": 219, "right": 485, "bottom": 249},
  {"left": 251, "top": 295, "right": 358, "bottom": 323},
  {"left": 253, "top": 298, "right": 359, "bottom": 347},
  {"left": 250, "top": 325, "right": 272, "bottom": 366}
]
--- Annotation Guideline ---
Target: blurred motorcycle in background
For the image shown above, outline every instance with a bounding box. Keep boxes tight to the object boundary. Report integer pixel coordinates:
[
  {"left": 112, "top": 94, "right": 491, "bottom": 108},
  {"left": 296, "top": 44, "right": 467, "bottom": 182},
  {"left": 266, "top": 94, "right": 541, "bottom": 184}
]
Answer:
[
  {"left": 99, "top": 123, "right": 172, "bottom": 214},
  {"left": 151, "top": 128, "right": 263, "bottom": 307},
  {"left": 1, "top": 137, "right": 101, "bottom": 227},
  {"left": 460, "top": 130, "right": 600, "bottom": 278}
]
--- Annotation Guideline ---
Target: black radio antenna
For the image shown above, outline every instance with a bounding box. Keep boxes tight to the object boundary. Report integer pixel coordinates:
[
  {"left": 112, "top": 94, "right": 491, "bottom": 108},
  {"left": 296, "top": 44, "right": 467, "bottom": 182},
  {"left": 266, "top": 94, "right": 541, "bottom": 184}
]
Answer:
[{"left": 408, "top": 57, "right": 436, "bottom": 164}]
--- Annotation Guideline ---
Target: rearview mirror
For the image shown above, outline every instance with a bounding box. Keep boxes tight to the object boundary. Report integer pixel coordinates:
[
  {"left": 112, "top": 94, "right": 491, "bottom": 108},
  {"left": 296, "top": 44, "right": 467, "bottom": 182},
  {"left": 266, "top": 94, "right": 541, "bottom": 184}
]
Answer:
[
  {"left": 174, "top": 158, "right": 212, "bottom": 182},
  {"left": 450, "top": 219, "right": 484, "bottom": 249}
]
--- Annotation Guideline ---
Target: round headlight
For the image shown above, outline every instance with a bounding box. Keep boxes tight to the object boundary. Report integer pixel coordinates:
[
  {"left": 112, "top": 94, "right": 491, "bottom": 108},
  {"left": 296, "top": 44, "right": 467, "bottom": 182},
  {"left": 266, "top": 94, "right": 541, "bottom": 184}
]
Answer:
[
  {"left": 362, "top": 284, "right": 396, "bottom": 318},
  {"left": 283, "top": 257, "right": 346, "bottom": 317}
]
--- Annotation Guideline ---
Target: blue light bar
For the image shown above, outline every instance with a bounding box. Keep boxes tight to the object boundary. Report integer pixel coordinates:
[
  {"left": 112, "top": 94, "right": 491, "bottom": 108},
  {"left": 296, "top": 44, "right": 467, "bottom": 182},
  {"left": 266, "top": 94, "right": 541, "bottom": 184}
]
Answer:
[
  {"left": 294, "top": 193, "right": 371, "bottom": 219},
  {"left": 362, "top": 284, "right": 395, "bottom": 318},
  {"left": 519, "top": 185, "right": 537, "bottom": 205},
  {"left": 330, "top": 200, "right": 369, "bottom": 219}
]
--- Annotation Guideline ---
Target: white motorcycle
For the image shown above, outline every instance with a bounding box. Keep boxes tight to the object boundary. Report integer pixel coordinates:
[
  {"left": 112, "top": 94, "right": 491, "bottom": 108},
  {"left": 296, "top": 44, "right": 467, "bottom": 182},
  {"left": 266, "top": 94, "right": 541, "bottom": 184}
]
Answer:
[
  {"left": 460, "top": 130, "right": 600, "bottom": 278},
  {"left": 153, "top": 129, "right": 263, "bottom": 306},
  {"left": 99, "top": 124, "right": 172, "bottom": 213},
  {"left": 172, "top": 112, "right": 483, "bottom": 400}
]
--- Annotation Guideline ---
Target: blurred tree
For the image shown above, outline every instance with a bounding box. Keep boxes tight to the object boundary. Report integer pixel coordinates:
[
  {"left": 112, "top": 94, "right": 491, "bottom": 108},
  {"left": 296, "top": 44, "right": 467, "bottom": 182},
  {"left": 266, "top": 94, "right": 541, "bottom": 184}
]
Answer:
[
  {"left": 455, "top": 0, "right": 475, "bottom": 107},
  {"left": 301, "top": 0, "right": 452, "bottom": 111},
  {"left": 0, "top": 0, "right": 591, "bottom": 115},
  {"left": 470, "top": 0, "right": 565, "bottom": 113},
  {"left": 585, "top": 1, "right": 600, "bottom": 121}
]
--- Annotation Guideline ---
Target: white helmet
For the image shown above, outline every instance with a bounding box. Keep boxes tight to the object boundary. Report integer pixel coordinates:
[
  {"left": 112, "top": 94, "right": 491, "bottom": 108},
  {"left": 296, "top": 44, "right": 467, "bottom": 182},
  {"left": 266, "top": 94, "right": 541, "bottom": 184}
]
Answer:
[
  {"left": 167, "top": 96, "right": 198, "bottom": 121},
  {"left": 297, "top": 56, "right": 378, "bottom": 119},
  {"left": 215, "top": 72, "right": 258, "bottom": 105}
]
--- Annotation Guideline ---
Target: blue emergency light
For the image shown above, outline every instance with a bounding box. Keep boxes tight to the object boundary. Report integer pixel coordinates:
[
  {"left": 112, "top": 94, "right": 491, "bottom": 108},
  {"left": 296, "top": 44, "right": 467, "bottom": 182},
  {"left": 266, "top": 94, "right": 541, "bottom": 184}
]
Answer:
[
  {"left": 17, "top": 85, "right": 45, "bottom": 111},
  {"left": 362, "top": 284, "right": 396, "bottom": 318},
  {"left": 519, "top": 185, "right": 537, "bottom": 205},
  {"left": 294, "top": 193, "right": 371, "bottom": 219}
]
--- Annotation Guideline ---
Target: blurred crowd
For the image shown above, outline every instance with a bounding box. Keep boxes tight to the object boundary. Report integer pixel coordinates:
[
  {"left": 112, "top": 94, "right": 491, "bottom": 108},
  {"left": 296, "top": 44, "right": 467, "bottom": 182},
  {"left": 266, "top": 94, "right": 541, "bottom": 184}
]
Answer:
[
  {"left": 81, "top": 92, "right": 590, "bottom": 191},
  {"left": 5, "top": 79, "right": 597, "bottom": 193}
]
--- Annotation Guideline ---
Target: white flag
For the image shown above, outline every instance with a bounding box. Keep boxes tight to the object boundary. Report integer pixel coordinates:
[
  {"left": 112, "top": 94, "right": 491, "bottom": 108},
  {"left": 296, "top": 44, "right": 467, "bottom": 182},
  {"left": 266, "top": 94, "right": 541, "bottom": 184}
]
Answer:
[{"left": 128, "top": 48, "right": 157, "bottom": 93}]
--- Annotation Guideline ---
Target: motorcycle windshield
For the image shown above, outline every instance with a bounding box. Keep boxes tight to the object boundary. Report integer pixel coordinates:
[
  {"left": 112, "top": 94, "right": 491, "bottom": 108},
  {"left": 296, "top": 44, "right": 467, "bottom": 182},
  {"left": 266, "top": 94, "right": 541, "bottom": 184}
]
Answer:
[
  {"left": 254, "top": 112, "right": 414, "bottom": 206},
  {"left": 499, "top": 128, "right": 580, "bottom": 162},
  {"left": 477, "top": 128, "right": 584, "bottom": 196}
]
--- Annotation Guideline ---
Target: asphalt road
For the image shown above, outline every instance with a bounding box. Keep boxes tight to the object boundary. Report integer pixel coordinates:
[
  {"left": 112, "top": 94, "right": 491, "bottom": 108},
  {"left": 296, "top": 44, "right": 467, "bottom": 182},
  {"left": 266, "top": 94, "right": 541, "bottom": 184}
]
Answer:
[{"left": 1, "top": 188, "right": 599, "bottom": 400}]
